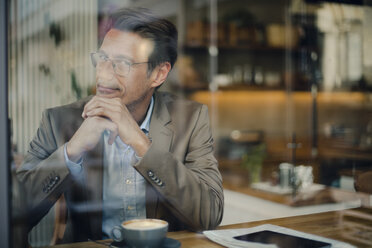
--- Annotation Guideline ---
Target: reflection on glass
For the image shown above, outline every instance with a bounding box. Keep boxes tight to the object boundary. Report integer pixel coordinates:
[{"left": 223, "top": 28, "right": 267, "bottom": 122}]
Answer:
[{"left": 7, "top": 0, "right": 372, "bottom": 247}]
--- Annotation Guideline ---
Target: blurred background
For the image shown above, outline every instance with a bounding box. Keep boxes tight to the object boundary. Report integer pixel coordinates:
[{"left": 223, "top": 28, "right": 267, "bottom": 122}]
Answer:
[{"left": 6, "top": 0, "right": 372, "bottom": 246}]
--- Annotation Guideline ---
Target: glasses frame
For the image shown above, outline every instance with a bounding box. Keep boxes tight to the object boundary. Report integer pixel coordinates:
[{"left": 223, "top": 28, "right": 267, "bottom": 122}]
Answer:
[{"left": 90, "top": 52, "right": 149, "bottom": 77}]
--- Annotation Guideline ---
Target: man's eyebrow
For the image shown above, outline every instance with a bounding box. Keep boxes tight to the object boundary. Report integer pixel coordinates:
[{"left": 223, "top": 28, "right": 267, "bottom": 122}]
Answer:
[
  {"left": 98, "top": 49, "right": 133, "bottom": 61},
  {"left": 115, "top": 54, "right": 133, "bottom": 61}
]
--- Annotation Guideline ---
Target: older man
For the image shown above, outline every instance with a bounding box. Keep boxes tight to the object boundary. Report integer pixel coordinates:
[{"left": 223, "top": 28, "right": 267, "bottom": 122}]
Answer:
[{"left": 17, "top": 8, "right": 223, "bottom": 243}]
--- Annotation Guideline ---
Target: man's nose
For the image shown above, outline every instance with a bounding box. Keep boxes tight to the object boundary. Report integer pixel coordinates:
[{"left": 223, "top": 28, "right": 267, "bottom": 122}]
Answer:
[{"left": 97, "top": 61, "right": 115, "bottom": 80}]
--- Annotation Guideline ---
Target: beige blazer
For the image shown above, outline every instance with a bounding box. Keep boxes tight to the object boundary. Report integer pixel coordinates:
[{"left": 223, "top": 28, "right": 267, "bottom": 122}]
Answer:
[{"left": 17, "top": 91, "right": 224, "bottom": 243}]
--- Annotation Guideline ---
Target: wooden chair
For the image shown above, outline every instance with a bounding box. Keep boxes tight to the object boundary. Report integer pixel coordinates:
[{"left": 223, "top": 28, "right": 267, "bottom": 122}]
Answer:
[
  {"left": 50, "top": 195, "right": 67, "bottom": 245},
  {"left": 354, "top": 171, "right": 372, "bottom": 194}
]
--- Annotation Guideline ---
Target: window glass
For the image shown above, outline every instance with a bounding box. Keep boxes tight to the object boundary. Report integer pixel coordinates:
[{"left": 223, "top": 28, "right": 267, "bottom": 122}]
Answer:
[{"left": 8, "top": 0, "right": 372, "bottom": 247}]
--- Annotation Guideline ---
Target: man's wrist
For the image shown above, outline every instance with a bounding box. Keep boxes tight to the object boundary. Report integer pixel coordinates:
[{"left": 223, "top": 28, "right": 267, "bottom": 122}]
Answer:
[
  {"left": 66, "top": 141, "right": 83, "bottom": 163},
  {"left": 64, "top": 143, "right": 83, "bottom": 177},
  {"left": 131, "top": 135, "right": 151, "bottom": 157}
]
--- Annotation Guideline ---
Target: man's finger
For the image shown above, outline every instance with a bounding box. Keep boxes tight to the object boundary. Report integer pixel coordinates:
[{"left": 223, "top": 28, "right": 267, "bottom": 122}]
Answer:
[
  {"left": 85, "top": 107, "right": 106, "bottom": 118},
  {"left": 83, "top": 97, "right": 122, "bottom": 118},
  {"left": 102, "top": 119, "right": 118, "bottom": 145},
  {"left": 86, "top": 96, "right": 121, "bottom": 111}
]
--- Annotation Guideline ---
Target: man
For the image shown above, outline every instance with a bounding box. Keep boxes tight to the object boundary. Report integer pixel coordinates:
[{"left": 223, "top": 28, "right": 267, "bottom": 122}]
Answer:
[{"left": 16, "top": 8, "right": 224, "bottom": 243}]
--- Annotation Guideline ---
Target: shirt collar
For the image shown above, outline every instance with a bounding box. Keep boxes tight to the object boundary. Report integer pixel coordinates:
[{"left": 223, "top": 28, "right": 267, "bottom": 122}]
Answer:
[{"left": 139, "top": 96, "right": 154, "bottom": 134}]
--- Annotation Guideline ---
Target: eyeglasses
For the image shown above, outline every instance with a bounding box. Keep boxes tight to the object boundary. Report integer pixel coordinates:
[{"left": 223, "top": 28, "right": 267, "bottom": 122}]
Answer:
[{"left": 90, "top": 52, "right": 149, "bottom": 77}]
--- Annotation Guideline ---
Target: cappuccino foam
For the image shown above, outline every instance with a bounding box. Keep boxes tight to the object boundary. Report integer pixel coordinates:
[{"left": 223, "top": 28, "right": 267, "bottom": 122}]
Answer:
[{"left": 124, "top": 220, "right": 166, "bottom": 230}]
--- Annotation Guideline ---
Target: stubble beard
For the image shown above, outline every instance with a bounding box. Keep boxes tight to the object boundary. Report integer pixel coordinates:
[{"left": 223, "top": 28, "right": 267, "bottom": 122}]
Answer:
[{"left": 126, "top": 86, "right": 153, "bottom": 115}]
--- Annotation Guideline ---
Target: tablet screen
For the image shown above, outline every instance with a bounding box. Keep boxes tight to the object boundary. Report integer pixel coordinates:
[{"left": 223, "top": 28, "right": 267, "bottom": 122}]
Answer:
[{"left": 233, "top": 230, "right": 332, "bottom": 248}]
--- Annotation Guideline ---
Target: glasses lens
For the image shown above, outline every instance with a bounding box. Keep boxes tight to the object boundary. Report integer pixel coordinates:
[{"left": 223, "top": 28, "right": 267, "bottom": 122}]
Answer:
[
  {"left": 91, "top": 53, "right": 98, "bottom": 67},
  {"left": 90, "top": 53, "right": 129, "bottom": 76},
  {"left": 113, "top": 60, "right": 130, "bottom": 76},
  {"left": 91, "top": 53, "right": 107, "bottom": 68}
]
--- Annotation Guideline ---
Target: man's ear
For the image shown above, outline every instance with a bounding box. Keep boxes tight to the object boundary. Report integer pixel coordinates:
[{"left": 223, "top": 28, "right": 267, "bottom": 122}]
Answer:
[{"left": 150, "top": 62, "right": 171, "bottom": 88}]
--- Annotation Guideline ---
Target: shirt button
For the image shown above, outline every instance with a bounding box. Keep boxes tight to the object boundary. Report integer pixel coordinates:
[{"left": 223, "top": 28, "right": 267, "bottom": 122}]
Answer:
[{"left": 126, "top": 179, "right": 132, "bottom": 184}]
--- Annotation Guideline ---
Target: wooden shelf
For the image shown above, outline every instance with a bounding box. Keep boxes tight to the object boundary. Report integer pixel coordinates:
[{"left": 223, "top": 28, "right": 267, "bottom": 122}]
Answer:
[
  {"left": 318, "top": 137, "right": 372, "bottom": 161},
  {"left": 183, "top": 44, "right": 316, "bottom": 53},
  {"left": 217, "top": 84, "right": 283, "bottom": 91}
]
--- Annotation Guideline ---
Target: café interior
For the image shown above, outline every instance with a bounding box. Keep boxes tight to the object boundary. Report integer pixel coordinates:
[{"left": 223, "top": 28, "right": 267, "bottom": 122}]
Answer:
[{"left": 4, "top": 0, "right": 372, "bottom": 247}]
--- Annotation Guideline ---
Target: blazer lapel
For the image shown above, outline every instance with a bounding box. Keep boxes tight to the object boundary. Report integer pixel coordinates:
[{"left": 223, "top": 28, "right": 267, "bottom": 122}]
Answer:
[
  {"left": 146, "top": 92, "right": 173, "bottom": 218},
  {"left": 149, "top": 92, "right": 173, "bottom": 151}
]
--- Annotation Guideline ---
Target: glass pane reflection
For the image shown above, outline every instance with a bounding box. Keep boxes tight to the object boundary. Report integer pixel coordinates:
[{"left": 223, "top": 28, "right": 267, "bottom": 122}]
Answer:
[{"left": 7, "top": 0, "right": 372, "bottom": 247}]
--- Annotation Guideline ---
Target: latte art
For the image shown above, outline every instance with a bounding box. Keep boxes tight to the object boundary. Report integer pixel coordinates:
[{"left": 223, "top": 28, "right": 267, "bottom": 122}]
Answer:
[
  {"left": 124, "top": 220, "right": 167, "bottom": 230},
  {"left": 113, "top": 219, "right": 168, "bottom": 247}
]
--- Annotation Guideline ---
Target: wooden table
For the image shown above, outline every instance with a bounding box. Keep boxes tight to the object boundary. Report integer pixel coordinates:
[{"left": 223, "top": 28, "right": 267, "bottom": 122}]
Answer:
[{"left": 50, "top": 207, "right": 372, "bottom": 248}]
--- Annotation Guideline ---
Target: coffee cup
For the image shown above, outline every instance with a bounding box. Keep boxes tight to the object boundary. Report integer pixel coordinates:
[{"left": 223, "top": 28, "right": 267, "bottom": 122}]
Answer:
[{"left": 111, "top": 219, "right": 168, "bottom": 248}]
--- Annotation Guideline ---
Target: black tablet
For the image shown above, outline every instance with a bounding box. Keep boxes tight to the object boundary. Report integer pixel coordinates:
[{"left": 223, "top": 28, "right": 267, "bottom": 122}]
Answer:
[{"left": 233, "top": 230, "right": 332, "bottom": 248}]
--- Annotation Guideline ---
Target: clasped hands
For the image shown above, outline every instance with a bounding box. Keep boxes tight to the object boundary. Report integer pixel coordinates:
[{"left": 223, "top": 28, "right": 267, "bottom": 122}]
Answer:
[{"left": 66, "top": 96, "right": 150, "bottom": 162}]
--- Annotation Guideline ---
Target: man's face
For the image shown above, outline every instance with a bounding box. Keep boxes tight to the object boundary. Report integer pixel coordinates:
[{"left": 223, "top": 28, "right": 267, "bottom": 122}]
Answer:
[{"left": 96, "top": 29, "right": 155, "bottom": 108}]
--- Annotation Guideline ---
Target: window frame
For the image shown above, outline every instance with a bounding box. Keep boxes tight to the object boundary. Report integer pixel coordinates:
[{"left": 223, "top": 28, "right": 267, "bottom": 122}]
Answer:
[{"left": 0, "top": 0, "right": 11, "bottom": 247}]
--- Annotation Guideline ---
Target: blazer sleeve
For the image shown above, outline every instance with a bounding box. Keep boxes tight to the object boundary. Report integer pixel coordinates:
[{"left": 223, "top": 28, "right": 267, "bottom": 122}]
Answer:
[
  {"left": 16, "top": 109, "right": 72, "bottom": 228},
  {"left": 135, "top": 104, "right": 224, "bottom": 231}
]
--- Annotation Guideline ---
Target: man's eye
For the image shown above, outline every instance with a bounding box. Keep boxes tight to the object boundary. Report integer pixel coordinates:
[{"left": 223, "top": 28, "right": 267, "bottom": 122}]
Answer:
[
  {"left": 120, "top": 60, "right": 131, "bottom": 66},
  {"left": 114, "top": 60, "right": 129, "bottom": 69}
]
